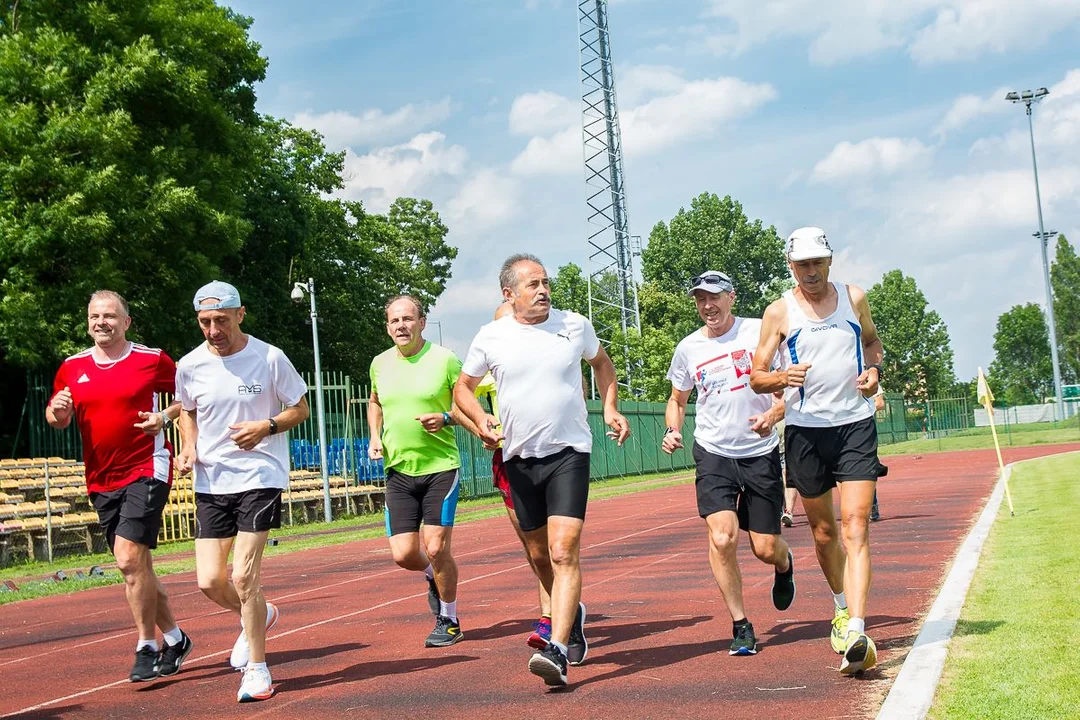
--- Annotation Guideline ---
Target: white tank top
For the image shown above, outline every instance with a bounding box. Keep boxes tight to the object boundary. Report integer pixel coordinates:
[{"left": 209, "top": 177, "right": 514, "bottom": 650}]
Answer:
[{"left": 781, "top": 282, "right": 874, "bottom": 427}]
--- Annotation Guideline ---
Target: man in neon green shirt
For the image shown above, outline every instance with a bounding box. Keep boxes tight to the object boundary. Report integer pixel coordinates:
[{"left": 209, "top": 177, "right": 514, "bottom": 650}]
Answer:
[{"left": 368, "top": 295, "right": 472, "bottom": 647}]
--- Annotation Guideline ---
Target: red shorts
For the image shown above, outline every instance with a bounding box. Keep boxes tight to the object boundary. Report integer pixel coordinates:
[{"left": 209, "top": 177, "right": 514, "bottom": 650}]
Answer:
[{"left": 492, "top": 449, "right": 513, "bottom": 511}]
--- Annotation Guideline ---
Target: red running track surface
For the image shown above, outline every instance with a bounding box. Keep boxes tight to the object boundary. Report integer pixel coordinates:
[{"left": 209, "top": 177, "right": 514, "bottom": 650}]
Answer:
[{"left": 2, "top": 444, "right": 1075, "bottom": 720}]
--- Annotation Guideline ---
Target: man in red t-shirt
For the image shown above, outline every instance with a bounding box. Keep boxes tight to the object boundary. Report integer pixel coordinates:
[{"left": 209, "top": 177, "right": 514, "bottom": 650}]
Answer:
[{"left": 46, "top": 290, "right": 193, "bottom": 683}]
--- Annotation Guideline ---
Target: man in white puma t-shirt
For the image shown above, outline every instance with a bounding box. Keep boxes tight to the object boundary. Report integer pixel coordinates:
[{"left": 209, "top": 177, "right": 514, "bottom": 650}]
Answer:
[{"left": 662, "top": 270, "right": 794, "bottom": 658}]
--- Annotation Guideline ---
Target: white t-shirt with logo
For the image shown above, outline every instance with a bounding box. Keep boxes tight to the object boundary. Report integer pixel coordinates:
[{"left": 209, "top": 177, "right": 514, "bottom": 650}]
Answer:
[
  {"left": 175, "top": 336, "right": 307, "bottom": 494},
  {"left": 667, "top": 318, "right": 780, "bottom": 459},
  {"left": 462, "top": 309, "right": 599, "bottom": 460}
]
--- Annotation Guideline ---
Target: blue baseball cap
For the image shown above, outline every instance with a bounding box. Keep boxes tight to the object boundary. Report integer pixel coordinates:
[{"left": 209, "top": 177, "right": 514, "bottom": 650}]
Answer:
[{"left": 192, "top": 281, "right": 242, "bottom": 311}]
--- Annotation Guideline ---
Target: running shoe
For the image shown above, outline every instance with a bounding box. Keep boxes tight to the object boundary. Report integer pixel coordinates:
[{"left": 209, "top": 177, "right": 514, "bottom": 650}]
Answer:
[
  {"left": 870, "top": 502, "right": 881, "bottom": 522},
  {"left": 156, "top": 631, "right": 193, "bottom": 677},
  {"left": 529, "top": 644, "right": 568, "bottom": 687},
  {"left": 425, "top": 615, "right": 463, "bottom": 647},
  {"left": 567, "top": 602, "right": 588, "bottom": 666},
  {"left": 830, "top": 606, "right": 850, "bottom": 654},
  {"left": 231, "top": 602, "right": 280, "bottom": 670},
  {"left": 527, "top": 616, "right": 552, "bottom": 650},
  {"left": 129, "top": 646, "right": 160, "bottom": 682},
  {"left": 840, "top": 631, "right": 878, "bottom": 675},
  {"left": 781, "top": 511, "right": 794, "bottom": 528},
  {"left": 729, "top": 621, "right": 758, "bottom": 656},
  {"left": 237, "top": 665, "right": 274, "bottom": 702},
  {"left": 772, "top": 550, "right": 795, "bottom": 611}
]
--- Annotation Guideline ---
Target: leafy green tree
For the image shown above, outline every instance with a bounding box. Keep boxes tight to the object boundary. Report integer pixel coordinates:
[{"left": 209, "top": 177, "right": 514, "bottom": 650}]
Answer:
[
  {"left": 0, "top": 0, "right": 267, "bottom": 365},
  {"left": 989, "top": 303, "right": 1053, "bottom": 405},
  {"left": 550, "top": 262, "right": 590, "bottom": 316},
  {"left": 1050, "top": 234, "right": 1080, "bottom": 384},
  {"left": 866, "top": 270, "right": 956, "bottom": 401}
]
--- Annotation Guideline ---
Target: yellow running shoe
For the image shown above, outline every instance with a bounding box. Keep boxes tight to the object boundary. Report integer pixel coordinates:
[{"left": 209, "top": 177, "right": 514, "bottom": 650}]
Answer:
[
  {"left": 840, "top": 631, "right": 878, "bottom": 675},
  {"left": 830, "top": 606, "right": 849, "bottom": 654}
]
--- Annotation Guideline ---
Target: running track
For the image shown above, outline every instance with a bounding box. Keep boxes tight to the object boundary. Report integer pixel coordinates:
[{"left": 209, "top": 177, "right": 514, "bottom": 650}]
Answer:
[{"left": 2, "top": 444, "right": 1075, "bottom": 720}]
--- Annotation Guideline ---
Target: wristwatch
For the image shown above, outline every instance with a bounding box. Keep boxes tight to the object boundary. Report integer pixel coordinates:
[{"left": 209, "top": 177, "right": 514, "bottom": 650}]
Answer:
[
  {"left": 268, "top": 417, "right": 279, "bottom": 435},
  {"left": 159, "top": 412, "right": 173, "bottom": 430},
  {"left": 665, "top": 426, "right": 678, "bottom": 436},
  {"left": 442, "top": 411, "right": 452, "bottom": 427}
]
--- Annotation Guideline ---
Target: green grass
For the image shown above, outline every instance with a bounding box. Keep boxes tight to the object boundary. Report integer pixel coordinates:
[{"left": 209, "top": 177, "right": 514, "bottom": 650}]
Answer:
[
  {"left": 928, "top": 452, "right": 1080, "bottom": 720},
  {"left": 879, "top": 424, "right": 1080, "bottom": 456},
  {"left": 0, "top": 469, "right": 692, "bottom": 605}
]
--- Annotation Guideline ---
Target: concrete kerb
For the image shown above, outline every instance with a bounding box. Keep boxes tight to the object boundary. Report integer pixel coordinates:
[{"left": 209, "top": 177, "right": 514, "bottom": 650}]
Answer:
[{"left": 876, "top": 451, "right": 1075, "bottom": 719}]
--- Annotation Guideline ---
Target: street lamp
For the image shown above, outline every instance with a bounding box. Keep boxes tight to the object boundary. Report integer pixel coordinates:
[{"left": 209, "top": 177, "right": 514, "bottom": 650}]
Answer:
[
  {"left": 291, "top": 278, "right": 332, "bottom": 522},
  {"left": 428, "top": 319, "right": 443, "bottom": 345},
  {"left": 1005, "top": 87, "right": 1065, "bottom": 420}
]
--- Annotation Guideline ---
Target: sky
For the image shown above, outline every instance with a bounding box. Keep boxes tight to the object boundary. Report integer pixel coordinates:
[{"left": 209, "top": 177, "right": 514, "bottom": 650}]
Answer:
[{"left": 226, "top": 0, "right": 1080, "bottom": 381}]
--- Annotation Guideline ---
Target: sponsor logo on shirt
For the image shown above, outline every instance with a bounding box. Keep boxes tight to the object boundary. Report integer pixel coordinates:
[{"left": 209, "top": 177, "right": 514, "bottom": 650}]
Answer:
[
  {"left": 732, "top": 349, "right": 753, "bottom": 378},
  {"left": 810, "top": 324, "right": 839, "bottom": 332},
  {"left": 238, "top": 384, "right": 263, "bottom": 395},
  {"left": 77, "top": 373, "right": 91, "bottom": 384},
  {"left": 556, "top": 331, "right": 572, "bottom": 342}
]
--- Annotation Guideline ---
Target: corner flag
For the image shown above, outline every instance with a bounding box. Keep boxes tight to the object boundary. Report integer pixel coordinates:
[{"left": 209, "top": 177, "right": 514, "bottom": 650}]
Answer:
[{"left": 978, "top": 367, "right": 1013, "bottom": 516}]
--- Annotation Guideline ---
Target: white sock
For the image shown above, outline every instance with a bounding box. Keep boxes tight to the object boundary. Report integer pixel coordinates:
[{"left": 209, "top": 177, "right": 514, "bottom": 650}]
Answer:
[
  {"left": 440, "top": 600, "right": 457, "bottom": 621},
  {"left": 423, "top": 564, "right": 434, "bottom": 580},
  {"left": 162, "top": 626, "right": 183, "bottom": 647},
  {"left": 551, "top": 640, "right": 568, "bottom": 656},
  {"left": 137, "top": 639, "right": 158, "bottom": 652},
  {"left": 247, "top": 661, "right": 268, "bottom": 672},
  {"left": 833, "top": 591, "right": 847, "bottom": 609},
  {"left": 848, "top": 617, "right": 866, "bottom": 635}
]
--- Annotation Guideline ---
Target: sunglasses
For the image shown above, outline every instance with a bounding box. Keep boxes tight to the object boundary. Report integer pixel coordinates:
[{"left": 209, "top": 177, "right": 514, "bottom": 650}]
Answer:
[{"left": 690, "top": 273, "right": 732, "bottom": 288}]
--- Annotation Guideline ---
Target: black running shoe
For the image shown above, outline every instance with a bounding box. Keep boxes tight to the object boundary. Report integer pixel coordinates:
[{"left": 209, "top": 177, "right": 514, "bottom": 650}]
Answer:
[
  {"left": 130, "top": 646, "right": 160, "bottom": 682},
  {"left": 156, "top": 632, "right": 194, "bottom": 677},
  {"left": 772, "top": 550, "right": 796, "bottom": 611},
  {"left": 529, "top": 643, "right": 568, "bottom": 686},
  {"left": 729, "top": 621, "right": 758, "bottom": 656},
  {"left": 424, "top": 615, "right": 463, "bottom": 647},
  {"left": 426, "top": 576, "right": 440, "bottom": 616},
  {"left": 567, "top": 602, "right": 588, "bottom": 666},
  {"left": 870, "top": 503, "right": 881, "bottom": 522}
]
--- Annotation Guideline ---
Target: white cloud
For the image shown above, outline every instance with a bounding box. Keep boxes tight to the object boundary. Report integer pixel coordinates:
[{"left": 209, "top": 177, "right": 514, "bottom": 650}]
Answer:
[
  {"left": 934, "top": 87, "right": 1010, "bottom": 139},
  {"left": 811, "top": 137, "right": 933, "bottom": 183},
  {"left": 617, "top": 64, "right": 686, "bottom": 105},
  {"left": 445, "top": 169, "right": 522, "bottom": 235},
  {"left": 700, "top": 0, "right": 1080, "bottom": 66},
  {"left": 510, "top": 73, "right": 776, "bottom": 175},
  {"left": 338, "top": 132, "right": 467, "bottom": 212},
  {"left": 294, "top": 98, "right": 454, "bottom": 150},
  {"left": 509, "top": 91, "right": 578, "bottom": 136}
]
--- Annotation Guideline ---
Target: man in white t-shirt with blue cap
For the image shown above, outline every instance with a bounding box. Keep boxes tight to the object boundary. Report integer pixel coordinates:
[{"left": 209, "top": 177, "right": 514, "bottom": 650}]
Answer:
[
  {"left": 751, "top": 228, "right": 884, "bottom": 676},
  {"left": 662, "top": 270, "right": 795, "bottom": 657},
  {"left": 175, "top": 281, "right": 310, "bottom": 702}
]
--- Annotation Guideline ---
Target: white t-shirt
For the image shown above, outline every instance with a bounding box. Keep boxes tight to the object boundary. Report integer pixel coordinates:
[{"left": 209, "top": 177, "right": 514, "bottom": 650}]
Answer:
[
  {"left": 667, "top": 318, "right": 780, "bottom": 459},
  {"left": 176, "top": 336, "right": 307, "bottom": 494},
  {"left": 462, "top": 309, "right": 600, "bottom": 460}
]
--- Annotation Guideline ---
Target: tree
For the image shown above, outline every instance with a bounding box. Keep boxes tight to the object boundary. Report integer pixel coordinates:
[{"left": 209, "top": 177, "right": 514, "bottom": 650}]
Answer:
[
  {"left": 1050, "top": 234, "right": 1080, "bottom": 384},
  {"left": 0, "top": 0, "right": 268, "bottom": 366},
  {"left": 550, "top": 262, "right": 590, "bottom": 317},
  {"left": 866, "top": 270, "right": 956, "bottom": 401},
  {"left": 989, "top": 303, "right": 1053, "bottom": 405}
]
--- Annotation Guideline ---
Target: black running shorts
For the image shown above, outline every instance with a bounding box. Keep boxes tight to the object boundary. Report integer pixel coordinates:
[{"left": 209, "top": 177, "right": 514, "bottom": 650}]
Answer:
[
  {"left": 503, "top": 447, "right": 591, "bottom": 532},
  {"left": 692, "top": 443, "right": 784, "bottom": 535},
  {"left": 194, "top": 488, "right": 282, "bottom": 539},
  {"left": 785, "top": 416, "right": 880, "bottom": 499},
  {"left": 90, "top": 476, "right": 170, "bottom": 550},
  {"left": 384, "top": 469, "right": 460, "bottom": 536}
]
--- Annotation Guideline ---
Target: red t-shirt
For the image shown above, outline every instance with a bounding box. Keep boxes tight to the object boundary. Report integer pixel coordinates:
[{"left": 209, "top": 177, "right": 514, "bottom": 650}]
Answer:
[{"left": 51, "top": 343, "right": 176, "bottom": 494}]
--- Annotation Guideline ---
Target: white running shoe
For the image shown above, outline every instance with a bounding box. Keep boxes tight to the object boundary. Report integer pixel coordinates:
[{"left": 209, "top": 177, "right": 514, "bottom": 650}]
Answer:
[
  {"left": 237, "top": 665, "right": 274, "bottom": 702},
  {"left": 230, "top": 602, "right": 280, "bottom": 670}
]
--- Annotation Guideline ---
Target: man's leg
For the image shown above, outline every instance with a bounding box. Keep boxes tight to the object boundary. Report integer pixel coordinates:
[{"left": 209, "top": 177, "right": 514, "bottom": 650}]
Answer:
[
  {"left": 704, "top": 511, "right": 746, "bottom": 622},
  {"left": 539, "top": 515, "right": 583, "bottom": 648},
  {"left": 231, "top": 531, "right": 271, "bottom": 664},
  {"left": 195, "top": 537, "right": 242, "bottom": 613},
  {"left": 148, "top": 553, "right": 178, "bottom": 635},
  {"left": 388, "top": 531, "right": 430, "bottom": 571},
  {"left": 113, "top": 537, "right": 161, "bottom": 642},
  {"left": 837, "top": 480, "right": 875, "bottom": 627},
  {"left": 508, "top": 509, "right": 553, "bottom": 616},
  {"left": 799, "top": 491, "right": 845, "bottom": 593},
  {"left": 421, "top": 524, "right": 457, "bottom": 605}
]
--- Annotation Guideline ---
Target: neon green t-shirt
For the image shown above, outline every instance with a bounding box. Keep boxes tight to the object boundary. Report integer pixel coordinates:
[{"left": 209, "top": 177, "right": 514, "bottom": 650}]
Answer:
[{"left": 370, "top": 342, "right": 462, "bottom": 476}]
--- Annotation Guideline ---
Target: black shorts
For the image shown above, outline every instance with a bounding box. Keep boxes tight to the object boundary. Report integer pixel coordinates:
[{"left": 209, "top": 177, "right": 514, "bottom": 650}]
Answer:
[
  {"left": 786, "top": 417, "right": 880, "bottom": 499},
  {"left": 503, "top": 448, "right": 590, "bottom": 532},
  {"left": 90, "top": 477, "right": 170, "bottom": 551},
  {"left": 384, "top": 469, "right": 460, "bottom": 536},
  {"left": 692, "top": 444, "right": 783, "bottom": 535},
  {"left": 194, "top": 488, "right": 282, "bottom": 539}
]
